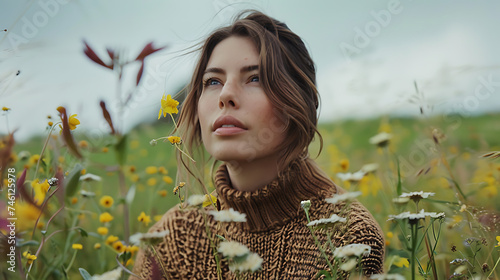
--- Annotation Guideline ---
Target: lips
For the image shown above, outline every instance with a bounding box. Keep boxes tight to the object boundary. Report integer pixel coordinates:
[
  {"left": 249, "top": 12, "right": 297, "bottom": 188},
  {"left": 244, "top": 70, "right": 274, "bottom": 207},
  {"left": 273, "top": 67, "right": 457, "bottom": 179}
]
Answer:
[{"left": 213, "top": 116, "right": 247, "bottom": 135}]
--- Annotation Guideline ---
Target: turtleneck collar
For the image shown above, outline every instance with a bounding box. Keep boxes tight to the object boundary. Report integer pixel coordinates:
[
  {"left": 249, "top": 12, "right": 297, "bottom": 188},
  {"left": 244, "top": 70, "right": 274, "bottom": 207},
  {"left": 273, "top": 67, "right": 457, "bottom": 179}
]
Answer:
[{"left": 215, "top": 158, "right": 335, "bottom": 232}]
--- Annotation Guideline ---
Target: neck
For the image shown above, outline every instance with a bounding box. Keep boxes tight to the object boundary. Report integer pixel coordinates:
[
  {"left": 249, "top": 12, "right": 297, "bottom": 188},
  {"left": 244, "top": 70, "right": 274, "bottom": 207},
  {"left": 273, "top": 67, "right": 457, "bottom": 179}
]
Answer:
[
  {"left": 226, "top": 156, "right": 280, "bottom": 192},
  {"left": 215, "top": 158, "right": 337, "bottom": 232}
]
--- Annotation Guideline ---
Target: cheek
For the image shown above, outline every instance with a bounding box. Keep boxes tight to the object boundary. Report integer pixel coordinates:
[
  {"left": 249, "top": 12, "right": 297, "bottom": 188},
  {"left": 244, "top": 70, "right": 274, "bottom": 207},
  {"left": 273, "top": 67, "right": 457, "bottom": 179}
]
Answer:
[
  {"left": 257, "top": 103, "right": 288, "bottom": 145},
  {"left": 197, "top": 97, "right": 214, "bottom": 136}
]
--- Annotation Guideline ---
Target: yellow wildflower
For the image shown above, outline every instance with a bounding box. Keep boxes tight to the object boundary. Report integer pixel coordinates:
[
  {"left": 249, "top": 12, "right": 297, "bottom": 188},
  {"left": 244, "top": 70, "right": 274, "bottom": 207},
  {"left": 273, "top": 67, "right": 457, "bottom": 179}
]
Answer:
[
  {"left": 158, "top": 190, "right": 168, "bottom": 197},
  {"left": 158, "top": 94, "right": 179, "bottom": 119},
  {"left": 125, "top": 245, "right": 140, "bottom": 256},
  {"left": 78, "top": 140, "right": 88, "bottom": 148},
  {"left": 72, "top": 243, "right": 83, "bottom": 250},
  {"left": 2, "top": 107, "right": 11, "bottom": 111},
  {"left": 154, "top": 215, "right": 162, "bottom": 222},
  {"left": 339, "top": 159, "right": 349, "bottom": 172},
  {"left": 99, "top": 195, "right": 114, "bottom": 208},
  {"left": 203, "top": 194, "right": 217, "bottom": 208},
  {"left": 102, "top": 147, "right": 109, "bottom": 153},
  {"left": 392, "top": 256, "right": 409, "bottom": 268},
  {"left": 94, "top": 243, "right": 102, "bottom": 250},
  {"left": 105, "top": 235, "right": 119, "bottom": 245},
  {"left": 23, "top": 252, "right": 37, "bottom": 265},
  {"left": 112, "top": 241, "right": 125, "bottom": 253},
  {"left": 33, "top": 179, "right": 50, "bottom": 206},
  {"left": 138, "top": 211, "right": 151, "bottom": 226},
  {"left": 81, "top": 169, "right": 86, "bottom": 175},
  {"left": 145, "top": 166, "right": 158, "bottom": 174},
  {"left": 387, "top": 232, "right": 393, "bottom": 239},
  {"left": 147, "top": 177, "right": 157, "bottom": 186},
  {"left": 29, "top": 154, "right": 40, "bottom": 165},
  {"left": 167, "top": 136, "right": 182, "bottom": 145},
  {"left": 158, "top": 166, "right": 168, "bottom": 175},
  {"left": 71, "top": 197, "right": 78, "bottom": 204},
  {"left": 16, "top": 201, "right": 41, "bottom": 231},
  {"left": 68, "top": 114, "right": 80, "bottom": 130},
  {"left": 163, "top": 176, "right": 173, "bottom": 184},
  {"left": 130, "top": 174, "right": 140, "bottom": 182},
  {"left": 97, "top": 227, "right": 109, "bottom": 235},
  {"left": 99, "top": 212, "right": 114, "bottom": 223},
  {"left": 130, "top": 139, "right": 140, "bottom": 149},
  {"left": 496, "top": 236, "right": 500, "bottom": 247}
]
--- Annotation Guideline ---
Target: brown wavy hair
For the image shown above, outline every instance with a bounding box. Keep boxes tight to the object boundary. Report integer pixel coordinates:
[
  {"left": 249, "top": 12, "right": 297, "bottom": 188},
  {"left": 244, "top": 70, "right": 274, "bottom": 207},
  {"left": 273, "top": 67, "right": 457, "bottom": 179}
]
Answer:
[{"left": 176, "top": 10, "right": 323, "bottom": 194}]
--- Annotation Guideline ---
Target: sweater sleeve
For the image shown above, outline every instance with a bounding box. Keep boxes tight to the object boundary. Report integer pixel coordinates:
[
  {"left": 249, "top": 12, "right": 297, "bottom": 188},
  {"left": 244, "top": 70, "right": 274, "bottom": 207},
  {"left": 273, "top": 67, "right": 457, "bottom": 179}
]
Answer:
[
  {"left": 346, "top": 201, "right": 385, "bottom": 275},
  {"left": 129, "top": 206, "right": 216, "bottom": 280}
]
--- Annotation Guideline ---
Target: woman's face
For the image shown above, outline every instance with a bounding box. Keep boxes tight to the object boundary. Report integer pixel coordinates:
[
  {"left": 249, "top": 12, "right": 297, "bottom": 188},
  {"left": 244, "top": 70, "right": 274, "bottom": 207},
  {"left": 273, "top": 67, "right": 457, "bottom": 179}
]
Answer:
[{"left": 198, "top": 36, "right": 286, "bottom": 164}]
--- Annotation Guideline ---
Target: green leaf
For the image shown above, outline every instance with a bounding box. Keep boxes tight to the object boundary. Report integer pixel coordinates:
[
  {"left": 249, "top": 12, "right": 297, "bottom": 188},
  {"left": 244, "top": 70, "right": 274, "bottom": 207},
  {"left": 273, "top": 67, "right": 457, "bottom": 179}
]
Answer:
[
  {"left": 77, "top": 227, "right": 88, "bottom": 238},
  {"left": 79, "top": 268, "right": 92, "bottom": 280},
  {"left": 17, "top": 240, "right": 40, "bottom": 247},
  {"left": 115, "top": 134, "right": 128, "bottom": 166},
  {"left": 65, "top": 163, "right": 83, "bottom": 198},
  {"left": 316, "top": 270, "right": 333, "bottom": 279},
  {"left": 396, "top": 157, "right": 402, "bottom": 196}
]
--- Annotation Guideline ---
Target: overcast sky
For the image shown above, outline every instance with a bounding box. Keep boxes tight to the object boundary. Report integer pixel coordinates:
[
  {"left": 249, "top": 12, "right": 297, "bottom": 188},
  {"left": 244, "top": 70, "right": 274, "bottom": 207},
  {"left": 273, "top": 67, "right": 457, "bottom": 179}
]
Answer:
[{"left": 1, "top": 0, "right": 500, "bottom": 142}]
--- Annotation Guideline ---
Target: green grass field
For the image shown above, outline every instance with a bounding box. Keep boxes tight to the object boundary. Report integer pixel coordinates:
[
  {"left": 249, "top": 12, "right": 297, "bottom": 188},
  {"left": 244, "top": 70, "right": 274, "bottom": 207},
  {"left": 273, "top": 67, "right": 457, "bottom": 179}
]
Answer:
[{"left": 2, "top": 112, "right": 499, "bottom": 279}]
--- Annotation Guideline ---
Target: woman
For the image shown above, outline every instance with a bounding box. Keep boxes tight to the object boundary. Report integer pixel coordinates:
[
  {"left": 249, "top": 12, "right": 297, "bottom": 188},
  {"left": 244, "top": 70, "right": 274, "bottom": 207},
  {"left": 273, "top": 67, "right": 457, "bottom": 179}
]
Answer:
[{"left": 132, "top": 11, "right": 385, "bottom": 279}]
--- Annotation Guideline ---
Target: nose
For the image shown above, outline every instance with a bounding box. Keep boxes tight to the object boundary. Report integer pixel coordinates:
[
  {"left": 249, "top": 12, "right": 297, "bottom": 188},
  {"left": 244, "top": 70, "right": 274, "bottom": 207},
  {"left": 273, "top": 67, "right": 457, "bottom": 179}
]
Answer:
[{"left": 218, "top": 82, "right": 239, "bottom": 109}]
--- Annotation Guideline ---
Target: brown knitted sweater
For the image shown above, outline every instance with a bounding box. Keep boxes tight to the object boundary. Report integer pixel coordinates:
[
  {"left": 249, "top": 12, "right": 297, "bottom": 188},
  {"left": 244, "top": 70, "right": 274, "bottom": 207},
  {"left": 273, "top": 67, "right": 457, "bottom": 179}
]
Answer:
[{"left": 131, "top": 159, "right": 385, "bottom": 279}]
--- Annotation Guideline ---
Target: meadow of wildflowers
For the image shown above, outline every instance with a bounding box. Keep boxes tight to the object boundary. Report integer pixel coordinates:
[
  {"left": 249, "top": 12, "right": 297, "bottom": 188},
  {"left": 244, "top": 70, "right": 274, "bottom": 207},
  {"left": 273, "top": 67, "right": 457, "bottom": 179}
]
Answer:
[{"left": 1, "top": 43, "right": 500, "bottom": 280}]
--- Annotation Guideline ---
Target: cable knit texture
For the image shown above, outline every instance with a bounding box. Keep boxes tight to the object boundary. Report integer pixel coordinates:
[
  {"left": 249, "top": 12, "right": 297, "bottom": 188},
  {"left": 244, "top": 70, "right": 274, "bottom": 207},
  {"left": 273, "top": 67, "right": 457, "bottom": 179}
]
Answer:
[{"left": 131, "top": 159, "right": 385, "bottom": 279}]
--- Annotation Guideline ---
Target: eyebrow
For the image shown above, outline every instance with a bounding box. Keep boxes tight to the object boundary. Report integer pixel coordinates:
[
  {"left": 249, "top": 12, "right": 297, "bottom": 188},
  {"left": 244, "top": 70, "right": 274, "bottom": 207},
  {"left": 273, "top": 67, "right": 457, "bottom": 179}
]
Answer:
[{"left": 203, "top": 65, "right": 259, "bottom": 75}]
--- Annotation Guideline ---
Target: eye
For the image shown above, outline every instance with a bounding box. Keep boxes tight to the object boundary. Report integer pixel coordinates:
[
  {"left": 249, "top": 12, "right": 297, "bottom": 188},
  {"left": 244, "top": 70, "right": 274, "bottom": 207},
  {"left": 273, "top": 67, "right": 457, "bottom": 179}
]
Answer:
[
  {"left": 203, "top": 78, "right": 221, "bottom": 87},
  {"left": 249, "top": 75, "right": 259, "bottom": 83}
]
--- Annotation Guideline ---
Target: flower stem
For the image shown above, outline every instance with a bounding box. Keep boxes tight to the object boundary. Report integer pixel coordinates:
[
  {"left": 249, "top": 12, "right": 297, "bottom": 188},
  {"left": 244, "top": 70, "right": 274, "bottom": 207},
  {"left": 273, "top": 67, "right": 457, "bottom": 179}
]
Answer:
[
  {"left": 64, "top": 249, "right": 78, "bottom": 275},
  {"left": 411, "top": 222, "right": 418, "bottom": 280},
  {"left": 201, "top": 211, "right": 222, "bottom": 279},
  {"left": 488, "top": 254, "right": 500, "bottom": 278},
  {"left": 175, "top": 144, "right": 196, "bottom": 163},
  {"left": 33, "top": 121, "right": 60, "bottom": 180},
  {"left": 118, "top": 167, "right": 130, "bottom": 242},
  {"left": 169, "top": 113, "right": 178, "bottom": 128},
  {"left": 307, "top": 226, "right": 335, "bottom": 275}
]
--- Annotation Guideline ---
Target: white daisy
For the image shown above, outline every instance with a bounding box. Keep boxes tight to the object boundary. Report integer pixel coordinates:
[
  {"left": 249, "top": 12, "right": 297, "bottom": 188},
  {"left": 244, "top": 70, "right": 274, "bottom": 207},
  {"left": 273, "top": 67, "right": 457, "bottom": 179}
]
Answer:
[
  {"left": 339, "top": 258, "right": 358, "bottom": 271},
  {"left": 80, "top": 173, "right": 102, "bottom": 182},
  {"left": 400, "top": 191, "right": 435, "bottom": 201},
  {"left": 91, "top": 267, "right": 122, "bottom": 280},
  {"left": 209, "top": 208, "right": 247, "bottom": 223},
  {"left": 360, "top": 163, "right": 379, "bottom": 173},
  {"left": 388, "top": 209, "right": 445, "bottom": 223},
  {"left": 370, "top": 273, "right": 406, "bottom": 280},
  {"left": 229, "top": 252, "right": 263, "bottom": 273},
  {"left": 325, "top": 191, "right": 362, "bottom": 205},
  {"left": 187, "top": 194, "right": 206, "bottom": 207},
  {"left": 369, "top": 132, "right": 392, "bottom": 147},
  {"left": 337, "top": 171, "right": 365, "bottom": 182},
  {"left": 307, "top": 214, "right": 347, "bottom": 228},
  {"left": 218, "top": 241, "right": 250, "bottom": 258},
  {"left": 129, "top": 230, "right": 170, "bottom": 246},
  {"left": 333, "top": 244, "right": 371, "bottom": 258}
]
